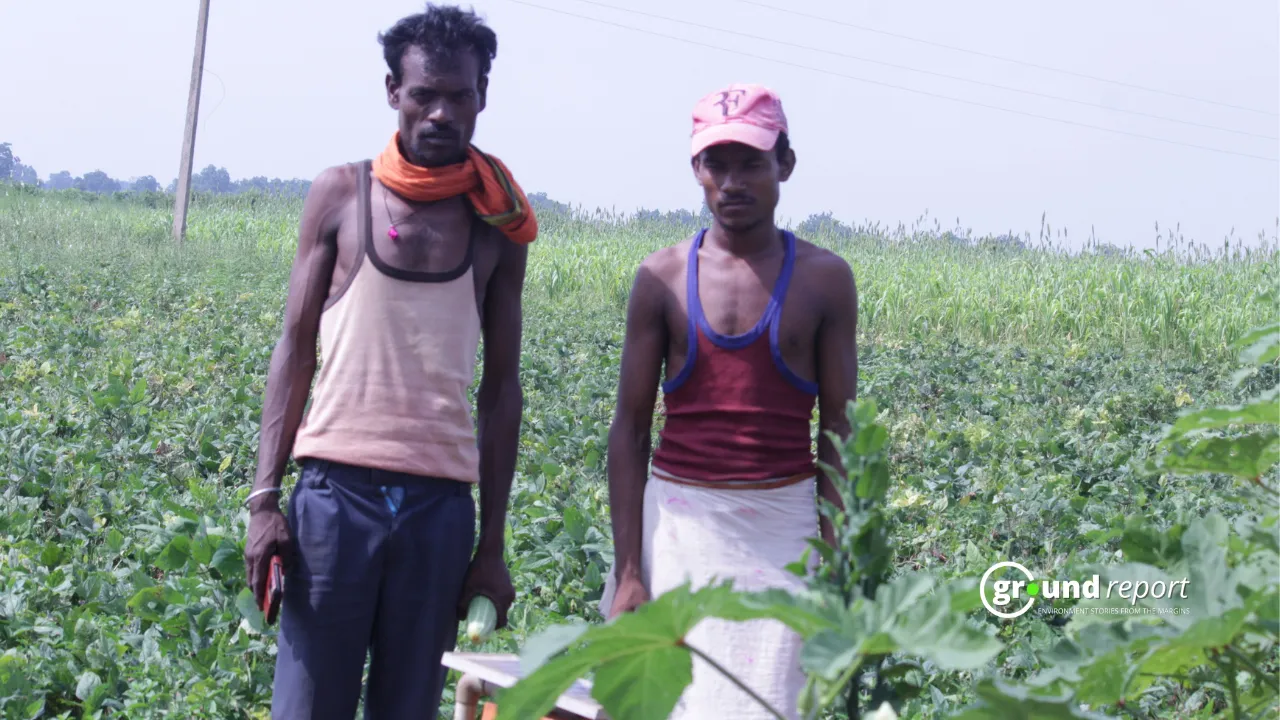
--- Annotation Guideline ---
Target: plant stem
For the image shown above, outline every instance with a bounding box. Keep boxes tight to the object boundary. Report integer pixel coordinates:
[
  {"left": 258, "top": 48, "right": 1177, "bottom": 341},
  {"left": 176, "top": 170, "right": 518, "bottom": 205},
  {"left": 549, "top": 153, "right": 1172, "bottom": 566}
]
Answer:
[
  {"left": 802, "top": 678, "right": 822, "bottom": 720},
  {"left": 849, "top": 667, "right": 861, "bottom": 719},
  {"left": 818, "top": 655, "right": 864, "bottom": 709},
  {"left": 686, "top": 642, "right": 788, "bottom": 720},
  {"left": 1226, "top": 645, "right": 1274, "bottom": 689},
  {"left": 1219, "top": 657, "right": 1242, "bottom": 720}
]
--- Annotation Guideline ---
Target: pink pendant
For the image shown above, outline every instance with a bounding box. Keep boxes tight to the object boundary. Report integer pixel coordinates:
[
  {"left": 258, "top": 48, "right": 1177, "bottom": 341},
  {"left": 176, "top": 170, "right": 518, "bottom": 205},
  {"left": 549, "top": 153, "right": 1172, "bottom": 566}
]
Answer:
[{"left": 387, "top": 225, "right": 399, "bottom": 240}]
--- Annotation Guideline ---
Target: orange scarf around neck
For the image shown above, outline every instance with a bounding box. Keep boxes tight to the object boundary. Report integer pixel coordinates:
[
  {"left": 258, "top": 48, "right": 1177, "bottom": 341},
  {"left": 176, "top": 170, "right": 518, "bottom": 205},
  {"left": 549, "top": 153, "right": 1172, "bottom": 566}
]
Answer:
[{"left": 371, "top": 133, "right": 537, "bottom": 245}]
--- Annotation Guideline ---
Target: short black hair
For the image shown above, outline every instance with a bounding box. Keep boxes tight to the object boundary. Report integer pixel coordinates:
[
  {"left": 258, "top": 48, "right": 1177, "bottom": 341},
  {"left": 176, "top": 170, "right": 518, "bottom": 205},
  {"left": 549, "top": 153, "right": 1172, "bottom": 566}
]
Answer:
[
  {"left": 774, "top": 131, "right": 791, "bottom": 162},
  {"left": 695, "top": 132, "right": 792, "bottom": 163},
  {"left": 378, "top": 4, "right": 498, "bottom": 84}
]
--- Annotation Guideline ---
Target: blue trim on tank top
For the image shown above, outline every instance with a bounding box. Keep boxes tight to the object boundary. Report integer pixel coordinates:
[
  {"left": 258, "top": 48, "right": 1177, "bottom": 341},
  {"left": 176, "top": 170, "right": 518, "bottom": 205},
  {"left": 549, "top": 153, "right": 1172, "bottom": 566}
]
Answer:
[{"left": 661, "top": 228, "right": 819, "bottom": 396}]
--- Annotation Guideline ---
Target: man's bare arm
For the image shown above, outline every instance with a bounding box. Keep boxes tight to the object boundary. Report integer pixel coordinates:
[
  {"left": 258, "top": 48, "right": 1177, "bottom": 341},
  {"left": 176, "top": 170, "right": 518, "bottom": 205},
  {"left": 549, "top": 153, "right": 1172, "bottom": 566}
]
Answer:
[
  {"left": 249, "top": 166, "right": 350, "bottom": 512},
  {"left": 474, "top": 238, "right": 528, "bottom": 558},
  {"left": 607, "top": 261, "right": 669, "bottom": 585},
  {"left": 814, "top": 255, "right": 858, "bottom": 546}
]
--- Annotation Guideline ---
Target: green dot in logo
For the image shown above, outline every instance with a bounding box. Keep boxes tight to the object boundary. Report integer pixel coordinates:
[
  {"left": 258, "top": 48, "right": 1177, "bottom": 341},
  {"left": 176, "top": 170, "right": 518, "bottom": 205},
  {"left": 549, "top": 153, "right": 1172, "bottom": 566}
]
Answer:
[{"left": 1027, "top": 582, "right": 1041, "bottom": 597}]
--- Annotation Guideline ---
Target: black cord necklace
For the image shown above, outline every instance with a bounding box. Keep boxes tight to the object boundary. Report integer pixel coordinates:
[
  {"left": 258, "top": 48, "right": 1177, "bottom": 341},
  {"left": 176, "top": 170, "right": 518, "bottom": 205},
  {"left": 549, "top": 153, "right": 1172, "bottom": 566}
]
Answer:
[{"left": 382, "top": 187, "right": 429, "bottom": 241}]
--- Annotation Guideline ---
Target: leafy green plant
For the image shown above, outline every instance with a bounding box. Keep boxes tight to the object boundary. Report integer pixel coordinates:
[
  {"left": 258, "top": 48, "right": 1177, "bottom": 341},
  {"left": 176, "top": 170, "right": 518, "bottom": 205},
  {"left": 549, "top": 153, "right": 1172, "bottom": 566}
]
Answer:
[
  {"left": 500, "top": 320, "right": 1279, "bottom": 720},
  {"left": 499, "top": 399, "right": 1001, "bottom": 720},
  {"left": 1, "top": 188, "right": 1276, "bottom": 717},
  {"left": 955, "top": 320, "right": 1279, "bottom": 718}
]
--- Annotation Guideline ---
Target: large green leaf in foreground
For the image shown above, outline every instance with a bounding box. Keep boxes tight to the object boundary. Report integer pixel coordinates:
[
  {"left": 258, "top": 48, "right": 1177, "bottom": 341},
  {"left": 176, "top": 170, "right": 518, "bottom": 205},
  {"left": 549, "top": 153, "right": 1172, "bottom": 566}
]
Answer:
[
  {"left": 498, "top": 572, "right": 1002, "bottom": 720},
  {"left": 496, "top": 582, "right": 743, "bottom": 720},
  {"left": 498, "top": 580, "right": 847, "bottom": 719}
]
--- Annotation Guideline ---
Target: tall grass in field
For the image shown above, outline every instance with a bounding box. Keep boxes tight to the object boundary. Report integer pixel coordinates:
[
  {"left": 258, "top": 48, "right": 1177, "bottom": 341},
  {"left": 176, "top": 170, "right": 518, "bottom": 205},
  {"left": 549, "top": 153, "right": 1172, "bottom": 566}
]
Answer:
[{"left": 2, "top": 184, "right": 1275, "bottom": 361}]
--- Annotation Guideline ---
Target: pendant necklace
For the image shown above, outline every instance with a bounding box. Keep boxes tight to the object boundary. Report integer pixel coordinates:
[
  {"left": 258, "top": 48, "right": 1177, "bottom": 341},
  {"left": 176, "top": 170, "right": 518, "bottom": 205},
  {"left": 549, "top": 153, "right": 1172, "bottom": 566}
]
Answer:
[{"left": 383, "top": 188, "right": 428, "bottom": 241}]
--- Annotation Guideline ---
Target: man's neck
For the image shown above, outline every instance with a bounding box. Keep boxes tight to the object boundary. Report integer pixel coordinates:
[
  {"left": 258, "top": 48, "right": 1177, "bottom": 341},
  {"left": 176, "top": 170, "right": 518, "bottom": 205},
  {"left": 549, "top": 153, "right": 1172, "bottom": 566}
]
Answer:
[
  {"left": 705, "top": 218, "right": 781, "bottom": 259},
  {"left": 395, "top": 133, "right": 463, "bottom": 169}
]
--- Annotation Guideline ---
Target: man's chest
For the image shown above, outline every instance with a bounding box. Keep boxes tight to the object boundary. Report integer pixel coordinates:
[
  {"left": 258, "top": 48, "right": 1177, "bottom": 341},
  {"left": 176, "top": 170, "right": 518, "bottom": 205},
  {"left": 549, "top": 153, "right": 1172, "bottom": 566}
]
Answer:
[
  {"left": 331, "top": 213, "right": 501, "bottom": 314},
  {"left": 665, "top": 272, "right": 823, "bottom": 357}
]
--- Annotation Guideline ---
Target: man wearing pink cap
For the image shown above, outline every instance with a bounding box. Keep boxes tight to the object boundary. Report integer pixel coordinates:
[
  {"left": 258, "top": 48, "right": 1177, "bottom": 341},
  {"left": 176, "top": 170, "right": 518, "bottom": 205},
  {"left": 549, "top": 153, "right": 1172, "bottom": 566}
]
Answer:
[{"left": 601, "top": 84, "right": 859, "bottom": 718}]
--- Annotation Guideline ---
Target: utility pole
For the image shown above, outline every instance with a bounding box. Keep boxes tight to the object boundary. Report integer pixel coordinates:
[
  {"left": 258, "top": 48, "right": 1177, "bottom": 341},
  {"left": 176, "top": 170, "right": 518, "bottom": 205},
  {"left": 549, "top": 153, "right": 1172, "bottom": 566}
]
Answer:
[{"left": 172, "top": 0, "right": 212, "bottom": 244}]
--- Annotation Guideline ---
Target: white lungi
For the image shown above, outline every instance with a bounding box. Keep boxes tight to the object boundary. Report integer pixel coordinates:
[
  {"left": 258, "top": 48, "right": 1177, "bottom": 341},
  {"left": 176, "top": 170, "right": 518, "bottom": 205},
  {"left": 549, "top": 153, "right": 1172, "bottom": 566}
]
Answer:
[{"left": 600, "top": 471, "right": 818, "bottom": 720}]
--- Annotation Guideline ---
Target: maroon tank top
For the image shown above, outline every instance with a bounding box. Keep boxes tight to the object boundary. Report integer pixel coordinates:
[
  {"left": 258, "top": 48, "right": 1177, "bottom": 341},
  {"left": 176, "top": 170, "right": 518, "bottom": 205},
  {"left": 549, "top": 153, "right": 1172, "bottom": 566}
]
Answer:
[{"left": 651, "top": 228, "right": 818, "bottom": 483}]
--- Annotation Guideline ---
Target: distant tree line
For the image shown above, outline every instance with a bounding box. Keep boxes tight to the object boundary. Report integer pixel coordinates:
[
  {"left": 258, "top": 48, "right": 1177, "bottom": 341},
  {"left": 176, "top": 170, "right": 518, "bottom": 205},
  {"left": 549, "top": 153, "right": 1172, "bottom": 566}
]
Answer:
[
  {"left": 0, "top": 141, "right": 312, "bottom": 198},
  {"left": 2, "top": 140, "right": 880, "bottom": 241},
  {"left": 0, "top": 143, "right": 39, "bottom": 187}
]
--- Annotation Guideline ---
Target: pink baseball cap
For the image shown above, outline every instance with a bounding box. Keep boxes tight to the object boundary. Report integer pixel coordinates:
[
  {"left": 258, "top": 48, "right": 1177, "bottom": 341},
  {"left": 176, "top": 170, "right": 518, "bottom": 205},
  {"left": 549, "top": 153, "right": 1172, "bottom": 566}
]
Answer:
[{"left": 690, "top": 83, "right": 788, "bottom": 157}]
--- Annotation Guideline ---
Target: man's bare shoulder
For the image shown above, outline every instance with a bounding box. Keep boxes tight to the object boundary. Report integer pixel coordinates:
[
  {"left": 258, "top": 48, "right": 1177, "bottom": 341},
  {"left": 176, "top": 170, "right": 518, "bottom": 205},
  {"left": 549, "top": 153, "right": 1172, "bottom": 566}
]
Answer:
[
  {"left": 791, "top": 234, "right": 856, "bottom": 290},
  {"left": 635, "top": 236, "right": 693, "bottom": 287},
  {"left": 481, "top": 223, "right": 529, "bottom": 289},
  {"left": 306, "top": 163, "right": 361, "bottom": 209},
  {"left": 625, "top": 235, "right": 693, "bottom": 313},
  {"left": 292, "top": 163, "right": 363, "bottom": 246}
]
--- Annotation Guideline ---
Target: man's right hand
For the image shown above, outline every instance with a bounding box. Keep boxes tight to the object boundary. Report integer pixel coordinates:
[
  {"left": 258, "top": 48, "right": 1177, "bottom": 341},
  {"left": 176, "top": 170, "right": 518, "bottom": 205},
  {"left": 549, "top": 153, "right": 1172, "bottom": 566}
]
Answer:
[
  {"left": 244, "top": 496, "right": 293, "bottom": 606},
  {"left": 607, "top": 575, "right": 650, "bottom": 620},
  {"left": 242, "top": 165, "right": 348, "bottom": 606}
]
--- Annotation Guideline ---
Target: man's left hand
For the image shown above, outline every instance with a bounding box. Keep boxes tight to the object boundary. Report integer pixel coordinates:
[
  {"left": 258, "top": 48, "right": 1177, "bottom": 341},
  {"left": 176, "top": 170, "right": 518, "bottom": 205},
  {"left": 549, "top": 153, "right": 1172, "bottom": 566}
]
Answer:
[{"left": 457, "top": 548, "right": 516, "bottom": 630}]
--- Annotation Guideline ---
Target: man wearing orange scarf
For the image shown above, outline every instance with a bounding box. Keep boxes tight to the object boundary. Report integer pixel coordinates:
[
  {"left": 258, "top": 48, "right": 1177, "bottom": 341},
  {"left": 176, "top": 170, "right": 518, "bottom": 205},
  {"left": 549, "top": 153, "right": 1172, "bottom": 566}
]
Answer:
[{"left": 242, "top": 5, "right": 533, "bottom": 718}]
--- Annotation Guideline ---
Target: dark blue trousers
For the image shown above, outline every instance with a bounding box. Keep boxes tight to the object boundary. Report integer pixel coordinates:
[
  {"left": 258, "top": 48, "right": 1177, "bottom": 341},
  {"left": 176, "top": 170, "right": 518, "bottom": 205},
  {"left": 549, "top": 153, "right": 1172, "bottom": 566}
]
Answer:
[{"left": 271, "top": 459, "right": 475, "bottom": 719}]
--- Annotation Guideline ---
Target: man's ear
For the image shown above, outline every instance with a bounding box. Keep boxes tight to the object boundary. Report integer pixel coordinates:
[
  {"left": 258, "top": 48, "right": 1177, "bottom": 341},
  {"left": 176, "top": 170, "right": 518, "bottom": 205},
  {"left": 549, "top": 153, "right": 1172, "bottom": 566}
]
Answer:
[
  {"left": 477, "top": 75, "right": 489, "bottom": 112},
  {"left": 386, "top": 73, "right": 400, "bottom": 110},
  {"left": 779, "top": 147, "right": 796, "bottom": 182}
]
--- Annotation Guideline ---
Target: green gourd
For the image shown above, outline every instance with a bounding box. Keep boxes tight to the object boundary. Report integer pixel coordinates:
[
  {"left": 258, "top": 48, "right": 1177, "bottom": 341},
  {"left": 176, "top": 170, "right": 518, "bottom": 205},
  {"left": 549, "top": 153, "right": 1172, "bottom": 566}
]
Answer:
[{"left": 465, "top": 595, "right": 497, "bottom": 644}]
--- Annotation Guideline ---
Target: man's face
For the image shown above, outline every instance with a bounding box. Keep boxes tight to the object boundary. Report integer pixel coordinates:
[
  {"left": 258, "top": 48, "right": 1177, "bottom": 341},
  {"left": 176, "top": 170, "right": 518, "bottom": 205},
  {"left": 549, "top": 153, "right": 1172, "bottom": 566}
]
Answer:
[
  {"left": 386, "top": 45, "right": 487, "bottom": 167},
  {"left": 692, "top": 141, "right": 794, "bottom": 232}
]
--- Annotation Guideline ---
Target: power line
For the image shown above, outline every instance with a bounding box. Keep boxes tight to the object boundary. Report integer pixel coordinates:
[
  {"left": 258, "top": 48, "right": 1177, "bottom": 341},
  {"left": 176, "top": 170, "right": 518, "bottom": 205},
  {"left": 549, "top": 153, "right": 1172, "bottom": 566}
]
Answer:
[
  {"left": 563, "top": 0, "right": 1275, "bottom": 141},
  {"left": 201, "top": 68, "right": 227, "bottom": 124},
  {"left": 738, "top": 0, "right": 1279, "bottom": 118},
  {"left": 503, "top": 0, "right": 1278, "bottom": 163}
]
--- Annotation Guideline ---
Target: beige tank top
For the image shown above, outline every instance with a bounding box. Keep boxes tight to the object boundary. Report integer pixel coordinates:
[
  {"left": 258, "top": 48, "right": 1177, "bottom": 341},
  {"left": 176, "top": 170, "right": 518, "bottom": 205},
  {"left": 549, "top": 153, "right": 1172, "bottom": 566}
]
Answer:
[{"left": 292, "top": 160, "right": 482, "bottom": 483}]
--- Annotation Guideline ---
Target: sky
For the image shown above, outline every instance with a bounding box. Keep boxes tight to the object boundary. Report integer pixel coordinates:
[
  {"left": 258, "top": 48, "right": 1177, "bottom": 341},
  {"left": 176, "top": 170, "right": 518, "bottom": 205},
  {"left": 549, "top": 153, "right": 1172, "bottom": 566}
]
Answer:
[{"left": 2, "top": 0, "right": 1278, "bottom": 250}]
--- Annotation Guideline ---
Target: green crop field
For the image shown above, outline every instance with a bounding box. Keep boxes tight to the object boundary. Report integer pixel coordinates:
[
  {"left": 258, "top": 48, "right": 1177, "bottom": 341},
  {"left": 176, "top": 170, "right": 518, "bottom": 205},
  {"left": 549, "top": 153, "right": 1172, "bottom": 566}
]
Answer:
[{"left": 1, "top": 184, "right": 1276, "bottom": 719}]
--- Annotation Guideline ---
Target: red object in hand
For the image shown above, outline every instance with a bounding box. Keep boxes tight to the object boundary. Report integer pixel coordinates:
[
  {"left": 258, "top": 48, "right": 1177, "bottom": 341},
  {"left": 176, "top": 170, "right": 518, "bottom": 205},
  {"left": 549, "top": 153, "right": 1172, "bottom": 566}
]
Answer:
[{"left": 262, "top": 555, "right": 284, "bottom": 625}]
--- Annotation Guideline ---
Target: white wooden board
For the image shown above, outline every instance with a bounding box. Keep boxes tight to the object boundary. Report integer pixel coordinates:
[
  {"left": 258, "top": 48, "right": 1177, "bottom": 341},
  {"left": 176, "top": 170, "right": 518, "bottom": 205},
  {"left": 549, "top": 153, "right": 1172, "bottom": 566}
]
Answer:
[{"left": 442, "top": 651, "right": 606, "bottom": 719}]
